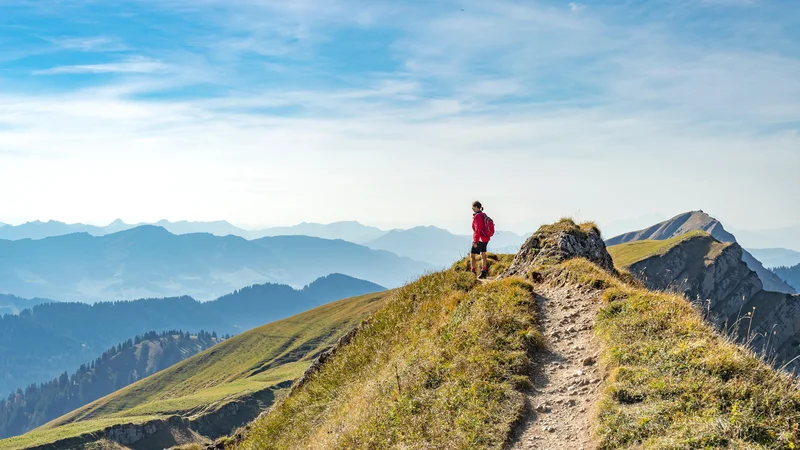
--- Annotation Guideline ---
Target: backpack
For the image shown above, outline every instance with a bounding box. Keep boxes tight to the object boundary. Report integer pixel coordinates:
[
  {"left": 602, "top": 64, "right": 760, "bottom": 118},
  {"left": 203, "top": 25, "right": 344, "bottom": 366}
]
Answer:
[{"left": 483, "top": 213, "right": 495, "bottom": 238}]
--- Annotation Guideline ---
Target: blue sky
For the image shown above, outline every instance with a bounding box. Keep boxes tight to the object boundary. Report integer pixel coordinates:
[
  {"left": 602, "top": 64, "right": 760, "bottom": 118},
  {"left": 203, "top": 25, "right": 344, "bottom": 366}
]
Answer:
[{"left": 0, "top": 0, "right": 798, "bottom": 234}]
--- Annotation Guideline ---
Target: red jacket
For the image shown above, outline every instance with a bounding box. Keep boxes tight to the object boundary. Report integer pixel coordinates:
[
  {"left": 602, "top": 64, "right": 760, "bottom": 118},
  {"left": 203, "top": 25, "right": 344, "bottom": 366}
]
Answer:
[{"left": 473, "top": 212, "right": 490, "bottom": 243}]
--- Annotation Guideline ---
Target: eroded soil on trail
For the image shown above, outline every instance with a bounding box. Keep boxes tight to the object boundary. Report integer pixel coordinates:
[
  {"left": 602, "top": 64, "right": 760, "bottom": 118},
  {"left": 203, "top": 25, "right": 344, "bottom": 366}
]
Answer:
[{"left": 507, "top": 286, "right": 603, "bottom": 450}]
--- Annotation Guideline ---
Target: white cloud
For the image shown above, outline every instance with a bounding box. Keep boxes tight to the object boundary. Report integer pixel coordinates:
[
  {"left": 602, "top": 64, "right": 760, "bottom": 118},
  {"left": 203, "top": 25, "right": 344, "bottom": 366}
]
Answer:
[
  {"left": 49, "top": 36, "right": 127, "bottom": 52},
  {"left": 35, "top": 57, "right": 170, "bottom": 75},
  {"left": 1, "top": 0, "right": 798, "bottom": 232}
]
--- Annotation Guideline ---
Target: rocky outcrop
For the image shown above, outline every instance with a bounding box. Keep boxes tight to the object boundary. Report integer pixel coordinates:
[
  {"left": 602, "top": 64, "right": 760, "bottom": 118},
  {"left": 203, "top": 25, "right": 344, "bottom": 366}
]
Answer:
[
  {"left": 626, "top": 235, "right": 763, "bottom": 325},
  {"left": 504, "top": 220, "right": 614, "bottom": 278},
  {"left": 624, "top": 233, "right": 800, "bottom": 374},
  {"left": 607, "top": 210, "right": 796, "bottom": 294}
]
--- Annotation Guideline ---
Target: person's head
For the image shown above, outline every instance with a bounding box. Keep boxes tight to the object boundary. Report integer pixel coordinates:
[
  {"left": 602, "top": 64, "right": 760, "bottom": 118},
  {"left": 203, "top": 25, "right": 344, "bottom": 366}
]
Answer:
[{"left": 472, "top": 201, "right": 483, "bottom": 213}]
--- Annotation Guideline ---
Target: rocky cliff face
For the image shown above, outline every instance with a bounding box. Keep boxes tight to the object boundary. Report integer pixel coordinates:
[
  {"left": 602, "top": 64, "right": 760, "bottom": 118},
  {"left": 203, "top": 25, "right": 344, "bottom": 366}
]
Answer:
[
  {"left": 624, "top": 233, "right": 800, "bottom": 374},
  {"left": 504, "top": 219, "right": 614, "bottom": 278},
  {"left": 626, "top": 236, "right": 763, "bottom": 325},
  {"left": 607, "top": 210, "right": 796, "bottom": 294}
]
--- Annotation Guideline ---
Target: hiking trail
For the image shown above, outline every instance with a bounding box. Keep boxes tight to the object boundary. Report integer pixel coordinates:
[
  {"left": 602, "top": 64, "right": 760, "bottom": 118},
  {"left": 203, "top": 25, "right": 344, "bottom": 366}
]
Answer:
[{"left": 506, "top": 283, "right": 603, "bottom": 450}]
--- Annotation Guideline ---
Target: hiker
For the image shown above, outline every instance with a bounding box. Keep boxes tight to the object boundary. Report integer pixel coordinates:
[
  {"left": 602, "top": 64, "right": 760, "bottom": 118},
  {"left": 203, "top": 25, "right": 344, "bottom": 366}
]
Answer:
[{"left": 471, "top": 201, "right": 494, "bottom": 279}]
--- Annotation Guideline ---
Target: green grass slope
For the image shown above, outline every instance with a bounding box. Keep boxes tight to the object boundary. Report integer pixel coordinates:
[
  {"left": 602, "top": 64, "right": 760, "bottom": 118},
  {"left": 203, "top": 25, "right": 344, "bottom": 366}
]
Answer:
[
  {"left": 1, "top": 291, "right": 390, "bottom": 450},
  {"left": 607, "top": 230, "right": 727, "bottom": 268},
  {"left": 547, "top": 259, "right": 800, "bottom": 448},
  {"left": 234, "top": 254, "right": 541, "bottom": 450}
]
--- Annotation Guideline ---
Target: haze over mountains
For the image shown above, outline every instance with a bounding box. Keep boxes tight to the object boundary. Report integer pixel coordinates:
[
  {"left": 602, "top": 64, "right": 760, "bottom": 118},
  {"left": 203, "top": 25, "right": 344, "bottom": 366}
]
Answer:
[
  {"left": 732, "top": 226, "right": 800, "bottom": 252},
  {"left": 749, "top": 248, "right": 800, "bottom": 269},
  {"left": 0, "top": 274, "right": 384, "bottom": 397},
  {"left": 0, "top": 219, "right": 387, "bottom": 242},
  {"left": 0, "top": 330, "right": 223, "bottom": 439},
  {"left": 773, "top": 264, "right": 800, "bottom": 292},
  {"left": 0, "top": 219, "right": 528, "bottom": 267},
  {"left": 606, "top": 211, "right": 796, "bottom": 294},
  {"left": 0, "top": 295, "right": 54, "bottom": 316},
  {"left": 0, "top": 226, "right": 420, "bottom": 302}
]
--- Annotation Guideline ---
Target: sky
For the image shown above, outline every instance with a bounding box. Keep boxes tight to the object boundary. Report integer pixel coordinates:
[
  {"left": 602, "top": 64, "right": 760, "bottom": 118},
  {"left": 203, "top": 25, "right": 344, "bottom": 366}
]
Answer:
[{"left": 0, "top": 0, "right": 798, "bottom": 235}]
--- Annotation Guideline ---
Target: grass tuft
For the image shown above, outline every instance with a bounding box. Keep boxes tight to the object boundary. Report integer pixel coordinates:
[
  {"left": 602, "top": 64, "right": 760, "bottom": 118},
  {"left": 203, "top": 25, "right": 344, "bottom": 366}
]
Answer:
[{"left": 451, "top": 253, "right": 516, "bottom": 277}]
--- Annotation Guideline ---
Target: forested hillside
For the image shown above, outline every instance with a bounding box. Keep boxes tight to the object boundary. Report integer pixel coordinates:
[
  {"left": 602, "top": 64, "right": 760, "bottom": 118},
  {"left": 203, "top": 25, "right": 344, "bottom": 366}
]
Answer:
[{"left": 0, "top": 330, "right": 224, "bottom": 439}]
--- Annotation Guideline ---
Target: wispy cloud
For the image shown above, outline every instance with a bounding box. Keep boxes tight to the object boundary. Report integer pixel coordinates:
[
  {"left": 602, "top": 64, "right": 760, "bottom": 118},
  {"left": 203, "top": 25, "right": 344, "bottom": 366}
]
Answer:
[
  {"left": 49, "top": 36, "right": 127, "bottom": 52},
  {"left": 0, "top": 0, "right": 798, "bottom": 231},
  {"left": 35, "top": 57, "right": 170, "bottom": 75}
]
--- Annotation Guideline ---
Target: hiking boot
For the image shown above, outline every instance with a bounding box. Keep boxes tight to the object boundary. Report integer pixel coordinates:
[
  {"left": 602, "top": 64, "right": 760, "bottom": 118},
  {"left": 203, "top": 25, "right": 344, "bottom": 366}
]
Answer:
[{"left": 478, "top": 269, "right": 488, "bottom": 279}]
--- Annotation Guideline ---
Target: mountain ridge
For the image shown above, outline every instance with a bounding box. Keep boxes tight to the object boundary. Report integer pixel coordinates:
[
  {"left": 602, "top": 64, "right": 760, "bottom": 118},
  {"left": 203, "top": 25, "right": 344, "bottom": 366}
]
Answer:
[
  {"left": 606, "top": 210, "right": 796, "bottom": 294},
  {"left": 608, "top": 231, "right": 800, "bottom": 372},
  {"left": 0, "top": 225, "right": 423, "bottom": 302},
  {"left": 226, "top": 219, "right": 800, "bottom": 449},
  {"left": 0, "top": 294, "right": 55, "bottom": 316},
  {"left": 0, "top": 274, "right": 385, "bottom": 399},
  {"left": 1, "top": 291, "right": 391, "bottom": 450}
]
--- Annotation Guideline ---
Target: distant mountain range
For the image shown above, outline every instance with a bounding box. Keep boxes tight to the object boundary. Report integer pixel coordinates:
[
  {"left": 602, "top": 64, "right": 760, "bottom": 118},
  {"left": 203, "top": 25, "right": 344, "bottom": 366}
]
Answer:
[
  {"left": 606, "top": 211, "right": 796, "bottom": 294},
  {"left": 0, "top": 220, "right": 528, "bottom": 265},
  {"left": 748, "top": 248, "right": 800, "bottom": 269},
  {"left": 0, "top": 274, "right": 384, "bottom": 397},
  {"left": 0, "top": 225, "right": 421, "bottom": 302},
  {"left": 0, "top": 330, "right": 223, "bottom": 439},
  {"left": 0, "top": 219, "right": 384, "bottom": 242},
  {"left": 363, "top": 226, "right": 528, "bottom": 267},
  {"left": 0, "top": 294, "right": 54, "bottom": 316}
]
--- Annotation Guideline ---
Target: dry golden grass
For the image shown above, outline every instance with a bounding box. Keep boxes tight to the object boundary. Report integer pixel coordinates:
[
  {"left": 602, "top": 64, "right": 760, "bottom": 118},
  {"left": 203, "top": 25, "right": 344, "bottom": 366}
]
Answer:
[
  {"left": 451, "top": 252, "right": 516, "bottom": 277},
  {"left": 548, "top": 259, "right": 800, "bottom": 449},
  {"left": 233, "top": 264, "right": 542, "bottom": 450}
]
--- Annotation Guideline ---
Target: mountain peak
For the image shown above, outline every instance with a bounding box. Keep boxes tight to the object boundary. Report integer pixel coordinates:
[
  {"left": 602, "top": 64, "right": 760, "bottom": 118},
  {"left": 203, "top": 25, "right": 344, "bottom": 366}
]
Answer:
[{"left": 606, "top": 211, "right": 795, "bottom": 294}]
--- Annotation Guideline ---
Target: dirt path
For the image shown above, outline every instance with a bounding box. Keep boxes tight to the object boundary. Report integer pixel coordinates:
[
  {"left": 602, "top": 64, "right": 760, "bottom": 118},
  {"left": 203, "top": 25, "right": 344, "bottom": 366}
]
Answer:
[{"left": 506, "top": 285, "right": 603, "bottom": 450}]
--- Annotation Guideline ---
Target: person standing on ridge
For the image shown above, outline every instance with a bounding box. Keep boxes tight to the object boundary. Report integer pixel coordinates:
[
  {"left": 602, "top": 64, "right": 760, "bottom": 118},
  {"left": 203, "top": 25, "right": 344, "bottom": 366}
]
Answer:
[{"left": 471, "top": 201, "right": 494, "bottom": 279}]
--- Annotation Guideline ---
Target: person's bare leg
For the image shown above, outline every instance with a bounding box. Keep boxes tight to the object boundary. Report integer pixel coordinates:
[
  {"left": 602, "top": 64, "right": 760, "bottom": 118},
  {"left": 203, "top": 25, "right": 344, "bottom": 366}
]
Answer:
[
  {"left": 481, "top": 252, "right": 488, "bottom": 273},
  {"left": 470, "top": 252, "right": 478, "bottom": 273}
]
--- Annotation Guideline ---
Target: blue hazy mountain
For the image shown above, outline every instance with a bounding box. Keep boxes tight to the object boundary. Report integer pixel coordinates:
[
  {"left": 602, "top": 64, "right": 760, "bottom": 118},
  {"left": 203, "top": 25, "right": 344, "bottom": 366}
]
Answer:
[
  {"left": 365, "top": 226, "right": 528, "bottom": 267},
  {"left": 0, "top": 294, "right": 54, "bottom": 316},
  {"left": 748, "top": 248, "right": 800, "bottom": 269},
  {"left": 0, "top": 273, "right": 385, "bottom": 398},
  {"left": 0, "top": 226, "right": 426, "bottom": 302},
  {"left": 251, "top": 221, "right": 387, "bottom": 243},
  {"left": 0, "top": 219, "right": 387, "bottom": 243}
]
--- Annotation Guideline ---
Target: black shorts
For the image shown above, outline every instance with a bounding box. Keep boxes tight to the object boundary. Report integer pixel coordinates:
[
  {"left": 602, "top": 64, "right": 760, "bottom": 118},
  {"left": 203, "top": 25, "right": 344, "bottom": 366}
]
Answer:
[{"left": 471, "top": 241, "right": 488, "bottom": 254}]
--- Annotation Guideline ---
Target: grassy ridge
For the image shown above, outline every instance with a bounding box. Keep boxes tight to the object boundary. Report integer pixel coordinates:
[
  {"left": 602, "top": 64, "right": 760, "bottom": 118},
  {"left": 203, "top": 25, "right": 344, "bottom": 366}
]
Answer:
[
  {"left": 548, "top": 259, "right": 800, "bottom": 449},
  {"left": 1, "top": 291, "right": 390, "bottom": 450},
  {"left": 607, "top": 230, "right": 719, "bottom": 268},
  {"left": 235, "top": 256, "right": 541, "bottom": 450}
]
